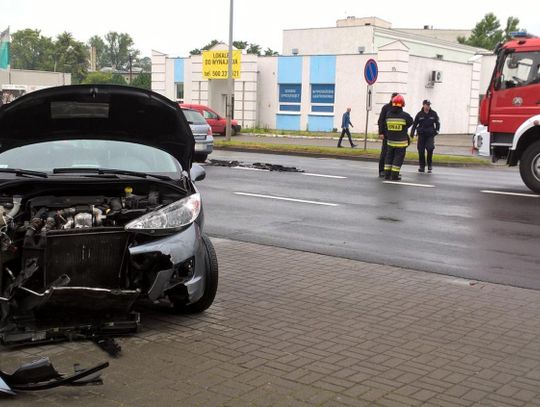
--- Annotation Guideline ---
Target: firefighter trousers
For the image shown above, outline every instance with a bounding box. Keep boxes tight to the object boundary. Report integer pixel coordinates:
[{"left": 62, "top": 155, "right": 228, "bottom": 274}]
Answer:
[{"left": 384, "top": 145, "right": 407, "bottom": 174}]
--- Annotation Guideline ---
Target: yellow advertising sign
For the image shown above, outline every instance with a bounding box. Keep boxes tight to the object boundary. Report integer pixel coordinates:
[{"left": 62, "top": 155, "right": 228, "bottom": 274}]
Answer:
[{"left": 202, "top": 50, "right": 241, "bottom": 79}]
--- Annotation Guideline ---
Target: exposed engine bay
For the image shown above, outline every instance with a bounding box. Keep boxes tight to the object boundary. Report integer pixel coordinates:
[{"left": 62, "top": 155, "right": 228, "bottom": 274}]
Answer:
[{"left": 0, "top": 180, "right": 197, "bottom": 346}]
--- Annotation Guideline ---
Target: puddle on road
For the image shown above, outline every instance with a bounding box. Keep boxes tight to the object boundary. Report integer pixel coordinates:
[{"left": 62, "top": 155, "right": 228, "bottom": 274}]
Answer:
[{"left": 207, "top": 159, "right": 304, "bottom": 172}]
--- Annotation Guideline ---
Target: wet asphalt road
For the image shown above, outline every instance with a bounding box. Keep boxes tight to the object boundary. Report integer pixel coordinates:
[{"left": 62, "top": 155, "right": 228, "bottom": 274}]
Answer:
[{"left": 197, "top": 150, "right": 540, "bottom": 289}]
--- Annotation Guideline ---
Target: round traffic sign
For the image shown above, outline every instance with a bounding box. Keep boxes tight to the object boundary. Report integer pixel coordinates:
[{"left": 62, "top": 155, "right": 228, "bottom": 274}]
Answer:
[{"left": 364, "top": 59, "right": 378, "bottom": 85}]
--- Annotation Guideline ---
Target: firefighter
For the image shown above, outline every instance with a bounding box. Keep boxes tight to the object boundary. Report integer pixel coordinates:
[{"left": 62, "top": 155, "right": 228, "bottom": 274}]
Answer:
[
  {"left": 377, "top": 92, "right": 398, "bottom": 177},
  {"left": 411, "top": 99, "right": 440, "bottom": 173},
  {"left": 383, "top": 95, "right": 414, "bottom": 181}
]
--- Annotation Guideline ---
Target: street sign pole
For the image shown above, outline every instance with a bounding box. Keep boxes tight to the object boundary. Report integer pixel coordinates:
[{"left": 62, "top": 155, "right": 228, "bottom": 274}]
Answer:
[
  {"left": 364, "top": 85, "right": 373, "bottom": 150},
  {"left": 363, "top": 59, "right": 378, "bottom": 151},
  {"left": 225, "top": 0, "right": 234, "bottom": 141}
]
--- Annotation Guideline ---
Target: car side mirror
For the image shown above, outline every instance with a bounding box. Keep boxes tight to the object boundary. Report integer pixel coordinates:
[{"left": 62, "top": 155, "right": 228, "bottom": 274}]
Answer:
[{"left": 190, "top": 164, "right": 206, "bottom": 182}]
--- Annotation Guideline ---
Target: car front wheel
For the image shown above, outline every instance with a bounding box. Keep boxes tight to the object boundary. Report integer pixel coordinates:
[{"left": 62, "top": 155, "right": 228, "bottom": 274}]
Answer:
[
  {"left": 173, "top": 234, "right": 218, "bottom": 313},
  {"left": 519, "top": 141, "right": 540, "bottom": 194}
]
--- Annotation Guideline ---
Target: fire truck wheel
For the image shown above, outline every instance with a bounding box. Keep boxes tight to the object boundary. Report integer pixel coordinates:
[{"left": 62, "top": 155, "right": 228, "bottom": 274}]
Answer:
[{"left": 519, "top": 140, "right": 540, "bottom": 194}]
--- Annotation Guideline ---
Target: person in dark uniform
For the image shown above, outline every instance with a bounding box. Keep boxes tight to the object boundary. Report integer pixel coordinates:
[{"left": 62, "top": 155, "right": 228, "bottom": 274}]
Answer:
[
  {"left": 384, "top": 95, "right": 413, "bottom": 181},
  {"left": 411, "top": 99, "right": 440, "bottom": 173},
  {"left": 377, "top": 92, "right": 398, "bottom": 177},
  {"left": 337, "top": 107, "right": 356, "bottom": 148}
]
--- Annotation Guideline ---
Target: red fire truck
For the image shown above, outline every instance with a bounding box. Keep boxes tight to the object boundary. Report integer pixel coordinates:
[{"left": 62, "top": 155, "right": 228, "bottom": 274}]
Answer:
[{"left": 478, "top": 33, "right": 540, "bottom": 193}]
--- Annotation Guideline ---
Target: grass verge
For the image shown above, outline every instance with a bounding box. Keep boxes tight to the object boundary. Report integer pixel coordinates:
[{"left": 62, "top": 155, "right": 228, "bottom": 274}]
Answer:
[
  {"left": 214, "top": 140, "right": 489, "bottom": 165},
  {"left": 242, "top": 127, "right": 379, "bottom": 140}
]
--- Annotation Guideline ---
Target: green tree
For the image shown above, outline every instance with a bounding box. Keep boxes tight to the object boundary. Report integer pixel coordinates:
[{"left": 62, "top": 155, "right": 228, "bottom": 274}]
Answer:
[
  {"left": 246, "top": 43, "right": 261, "bottom": 55},
  {"left": 53, "top": 32, "right": 88, "bottom": 83},
  {"left": 190, "top": 39, "right": 221, "bottom": 55},
  {"left": 82, "top": 71, "right": 127, "bottom": 85},
  {"left": 88, "top": 35, "right": 107, "bottom": 69},
  {"left": 10, "top": 29, "right": 54, "bottom": 70},
  {"left": 458, "top": 13, "right": 522, "bottom": 50},
  {"left": 264, "top": 47, "right": 279, "bottom": 56},
  {"left": 232, "top": 40, "right": 248, "bottom": 49},
  {"left": 104, "top": 32, "right": 139, "bottom": 69},
  {"left": 132, "top": 72, "right": 151, "bottom": 89},
  {"left": 136, "top": 56, "right": 151, "bottom": 72}
]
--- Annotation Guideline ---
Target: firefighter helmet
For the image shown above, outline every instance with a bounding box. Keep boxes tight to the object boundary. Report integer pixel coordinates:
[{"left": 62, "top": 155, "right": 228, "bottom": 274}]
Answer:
[{"left": 392, "top": 94, "right": 405, "bottom": 107}]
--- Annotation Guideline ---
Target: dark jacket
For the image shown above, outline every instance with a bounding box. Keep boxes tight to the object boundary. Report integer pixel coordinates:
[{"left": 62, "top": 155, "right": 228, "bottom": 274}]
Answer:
[
  {"left": 411, "top": 108, "right": 440, "bottom": 137},
  {"left": 377, "top": 102, "right": 392, "bottom": 135},
  {"left": 341, "top": 111, "right": 352, "bottom": 128},
  {"left": 385, "top": 107, "right": 414, "bottom": 147}
]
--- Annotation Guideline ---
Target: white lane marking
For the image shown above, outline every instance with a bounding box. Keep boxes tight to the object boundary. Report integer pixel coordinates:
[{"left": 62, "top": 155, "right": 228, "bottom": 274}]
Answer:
[
  {"left": 234, "top": 192, "right": 338, "bottom": 206},
  {"left": 303, "top": 173, "right": 347, "bottom": 179},
  {"left": 232, "top": 166, "right": 270, "bottom": 172},
  {"left": 481, "top": 190, "right": 539, "bottom": 198},
  {"left": 383, "top": 181, "right": 435, "bottom": 188}
]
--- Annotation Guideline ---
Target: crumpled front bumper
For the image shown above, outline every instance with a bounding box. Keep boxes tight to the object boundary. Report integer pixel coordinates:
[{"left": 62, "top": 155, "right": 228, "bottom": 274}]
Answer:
[{"left": 0, "top": 222, "right": 206, "bottom": 346}]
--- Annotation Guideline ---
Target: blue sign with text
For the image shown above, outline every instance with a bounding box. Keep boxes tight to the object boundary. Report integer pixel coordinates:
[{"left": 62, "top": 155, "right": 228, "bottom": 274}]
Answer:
[
  {"left": 311, "top": 84, "right": 335, "bottom": 104},
  {"left": 364, "top": 59, "right": 378, "bottom": 85},
  {"left": 279, "top": 84, "right": 302, "bottom": 103}
]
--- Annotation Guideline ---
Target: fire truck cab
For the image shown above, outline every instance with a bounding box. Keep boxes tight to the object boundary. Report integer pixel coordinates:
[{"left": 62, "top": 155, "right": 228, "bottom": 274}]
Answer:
[{"left": 479, "top": 34, "right": 540, "bottom": 193}]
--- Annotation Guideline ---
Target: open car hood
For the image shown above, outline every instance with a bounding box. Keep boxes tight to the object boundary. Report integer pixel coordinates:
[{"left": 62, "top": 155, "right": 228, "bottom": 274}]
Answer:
[{"left": 0, "top": 85, "right": 194, "bottom": 169}]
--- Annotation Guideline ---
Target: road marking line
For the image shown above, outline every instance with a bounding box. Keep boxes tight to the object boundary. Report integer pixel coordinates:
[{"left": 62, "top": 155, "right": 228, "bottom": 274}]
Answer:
[
  {"left": 481, "top": 190, "right": 539, "bottom": 198},
  {"left": 383, "top": 181, "right": 435, "bottom": 188},
  {"left": 232, "top": 166, "right": 270, "bottom": 172},
  {"left": 234, "top": 192, "right": 338, "bottom": 206},
  {"left": 303, "top": 173, "right": 347, "bottom": 179}
]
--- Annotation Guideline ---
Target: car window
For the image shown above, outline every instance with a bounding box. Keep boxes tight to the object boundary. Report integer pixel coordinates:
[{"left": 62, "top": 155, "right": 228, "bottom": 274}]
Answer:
[
  {"left": 500, "top": 51, "right": 540, "bottom": 89},
  {"left": 202, "top": 110, "right": 218, "bottom": 119},
  {"left": 0, "top": 140, "right": 181, "bottom": 174},
  {"left": 183, "top": 109, "right": 207, "bottom": 125}
]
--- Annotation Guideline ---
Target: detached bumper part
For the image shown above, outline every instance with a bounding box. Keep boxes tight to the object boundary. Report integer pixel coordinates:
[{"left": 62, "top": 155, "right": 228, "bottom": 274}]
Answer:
[{"left": 0, "top": 358, "right": 108, "bottom": 395}]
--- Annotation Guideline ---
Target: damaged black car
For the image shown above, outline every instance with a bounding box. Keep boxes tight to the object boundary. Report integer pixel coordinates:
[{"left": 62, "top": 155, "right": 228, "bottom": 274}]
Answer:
[{"left": 0, "top": 85, "right": 218, "bottom": 346}]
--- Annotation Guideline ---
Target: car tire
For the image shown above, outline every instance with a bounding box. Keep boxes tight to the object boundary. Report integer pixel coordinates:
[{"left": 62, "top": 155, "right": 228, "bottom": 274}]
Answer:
[
  {"left": 519, "top": 140, "right": 540, "bottom": 194},
  {"left": 194, "top": 153, "right": 208, "bottom": 163},
  {"left": 173, "top": 234, "right": 218, "bottom": 314}
]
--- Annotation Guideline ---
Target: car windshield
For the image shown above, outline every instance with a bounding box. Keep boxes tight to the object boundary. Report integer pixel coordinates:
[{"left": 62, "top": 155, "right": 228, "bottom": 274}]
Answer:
[
  {"left": 0, "top": 139, "right": 181, "bottom": 176},
  {"left": 183, "top": 109, "right": 207, "bottom": 125}
]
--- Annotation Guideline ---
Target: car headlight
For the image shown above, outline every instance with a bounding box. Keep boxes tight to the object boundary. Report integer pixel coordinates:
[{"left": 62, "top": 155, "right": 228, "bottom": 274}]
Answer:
[{"left": 125, "top": 193, "right": 201, "bottom": 235}]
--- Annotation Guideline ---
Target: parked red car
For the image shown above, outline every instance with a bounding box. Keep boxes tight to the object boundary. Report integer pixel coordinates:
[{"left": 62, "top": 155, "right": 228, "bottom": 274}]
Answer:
[{"left": 180, "top": 104, "right": 241, "bottom": 136}]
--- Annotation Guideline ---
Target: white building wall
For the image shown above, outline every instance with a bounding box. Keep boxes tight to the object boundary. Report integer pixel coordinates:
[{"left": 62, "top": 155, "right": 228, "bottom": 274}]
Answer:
[
  {"left": 479, "top": 54, "right": 496, "bottom": 94},
  {"left": 408, "top": 56, "right": 473, "bottom": 134},
  {"left": 255, "top": 57, "right": 278, "bottom": 129},
  {"left": 334, "top": 54, "right": 374, "bottom": 132},
  {"left": 0, "top": 69, "right": 71, "bottom": 87},
  {"left": 151, "top": 50, "right": 167, "bottom": 97},
  {"left": 376, "top": 41, "right": 410, "bottom": 122},
  {"left": 374, "top": 30, "right": 478, "bottom": 63},
  {"left": 282, "top": 26, "right": 375, "bottom": 56}
]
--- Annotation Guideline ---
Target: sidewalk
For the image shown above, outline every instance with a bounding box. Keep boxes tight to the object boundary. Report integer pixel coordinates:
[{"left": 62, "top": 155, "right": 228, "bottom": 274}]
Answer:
[
  {"left": 233, "top": 133, "right": 475, "bottom": 157},
  {"left": 3, "top": 238, "right": 539, "bottom": 406}
]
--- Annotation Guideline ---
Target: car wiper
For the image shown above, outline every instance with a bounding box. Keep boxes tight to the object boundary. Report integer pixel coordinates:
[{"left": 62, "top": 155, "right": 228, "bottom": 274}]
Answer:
[
  {"left": 0, "top": 168, "right": 48, "bottom": 178},
  {"left": 52, "top": 167, "right": 172, "bottom": 181}
]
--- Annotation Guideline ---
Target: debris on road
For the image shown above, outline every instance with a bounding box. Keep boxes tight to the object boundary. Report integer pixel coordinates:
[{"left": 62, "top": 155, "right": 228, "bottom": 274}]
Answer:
[{"left": 207, "top": 159, "right": 304, "bottom": 172}]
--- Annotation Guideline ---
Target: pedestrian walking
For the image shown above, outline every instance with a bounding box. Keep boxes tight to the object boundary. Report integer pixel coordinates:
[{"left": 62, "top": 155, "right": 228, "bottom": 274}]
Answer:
[
  {"left": 337, "top": 107, "right": 356, "bottom": 148},
  {"left": 411, "top": 99, "right": 440, "bottom": 173},
  {"left": 377, "top": 92, "right": 398, "bottom": 177},
  {"left": 383, "top": 95, "right": 413, "bottom": 181}
]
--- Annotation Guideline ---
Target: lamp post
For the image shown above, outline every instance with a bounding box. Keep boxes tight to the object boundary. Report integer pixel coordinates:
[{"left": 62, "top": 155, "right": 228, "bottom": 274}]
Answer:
[{"left": 225, "top": 0, "right": 234, "bottom": 141}]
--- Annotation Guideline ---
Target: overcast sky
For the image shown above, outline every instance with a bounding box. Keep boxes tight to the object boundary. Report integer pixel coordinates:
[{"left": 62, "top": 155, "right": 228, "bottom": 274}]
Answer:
[{"left": 2, "top": 0, "right": 540, "bottom": 57}]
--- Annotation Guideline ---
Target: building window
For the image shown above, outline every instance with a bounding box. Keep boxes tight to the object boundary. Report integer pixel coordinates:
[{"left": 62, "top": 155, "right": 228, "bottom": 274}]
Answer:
[
  {"left": 176, "top": 82, "right": 184, "bottom": 102},
  {"left": 279, "top": 84, "right": 301, "bottom": 113},
  {"left": 310, "top": 84, "right": 335, "bottom": 114}
]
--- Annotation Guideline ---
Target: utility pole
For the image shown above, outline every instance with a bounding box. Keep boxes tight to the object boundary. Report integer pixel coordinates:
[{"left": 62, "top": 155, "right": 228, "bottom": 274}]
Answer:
[
  {"left": 225, "top": 0, "right": 234, "bottom": 141},
  {"left": 129, "top": 54, "right": 133, "bottom": 85}
]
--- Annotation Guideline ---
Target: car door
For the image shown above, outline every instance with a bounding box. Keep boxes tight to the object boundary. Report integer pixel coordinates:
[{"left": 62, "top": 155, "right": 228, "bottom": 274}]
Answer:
[
  {"left": 202, "top": 109, "right": 224, "bottom": 135},
  {"left": 490, "top": 50, "right": 540, "bottom": 134}
]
